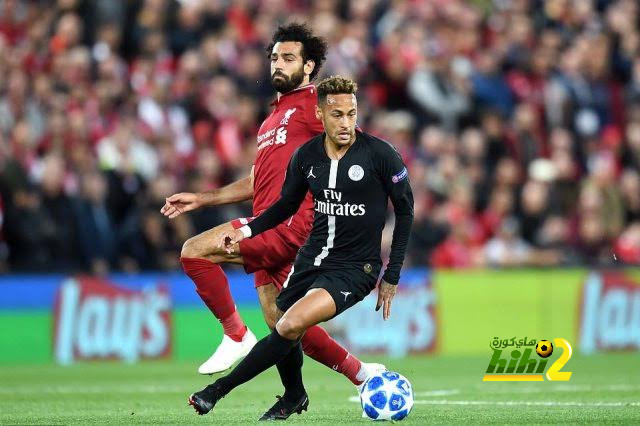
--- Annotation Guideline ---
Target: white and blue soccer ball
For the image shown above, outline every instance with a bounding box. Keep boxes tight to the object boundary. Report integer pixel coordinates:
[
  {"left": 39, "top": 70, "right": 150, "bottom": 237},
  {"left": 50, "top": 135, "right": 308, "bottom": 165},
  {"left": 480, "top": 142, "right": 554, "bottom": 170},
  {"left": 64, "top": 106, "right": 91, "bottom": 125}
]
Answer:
[{"left": 359, "top": 371, "right": 414, "bottom": 421}]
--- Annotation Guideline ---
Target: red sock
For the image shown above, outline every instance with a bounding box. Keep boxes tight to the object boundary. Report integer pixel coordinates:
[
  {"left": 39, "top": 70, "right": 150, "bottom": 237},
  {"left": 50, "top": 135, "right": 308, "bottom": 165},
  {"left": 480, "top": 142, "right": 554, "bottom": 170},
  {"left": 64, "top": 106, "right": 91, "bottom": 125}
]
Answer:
[
  {"left": 301, "top": 325, "right": 362, "bottom": 385},
  {"left": 220, "top": 311, "right": 246, "bottom": 342},
  {"left": 180, "top": 257, "right": 246, "bottom": 342}
]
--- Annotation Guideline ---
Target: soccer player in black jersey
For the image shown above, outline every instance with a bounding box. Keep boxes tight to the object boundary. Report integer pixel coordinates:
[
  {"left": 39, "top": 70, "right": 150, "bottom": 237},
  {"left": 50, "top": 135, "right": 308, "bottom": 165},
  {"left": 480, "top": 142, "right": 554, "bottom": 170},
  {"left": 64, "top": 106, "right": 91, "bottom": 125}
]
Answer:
[{"left": 188, "top": 76, "right": 414, "bottom": 420}]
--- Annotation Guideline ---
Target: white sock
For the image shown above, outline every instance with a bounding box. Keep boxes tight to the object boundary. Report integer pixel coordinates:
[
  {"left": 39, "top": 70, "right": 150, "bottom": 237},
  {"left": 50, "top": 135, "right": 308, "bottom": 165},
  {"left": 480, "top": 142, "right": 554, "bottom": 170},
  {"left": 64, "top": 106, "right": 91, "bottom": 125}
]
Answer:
[{"left": 355, "top": 361, "right": 368, "bottom": 383}]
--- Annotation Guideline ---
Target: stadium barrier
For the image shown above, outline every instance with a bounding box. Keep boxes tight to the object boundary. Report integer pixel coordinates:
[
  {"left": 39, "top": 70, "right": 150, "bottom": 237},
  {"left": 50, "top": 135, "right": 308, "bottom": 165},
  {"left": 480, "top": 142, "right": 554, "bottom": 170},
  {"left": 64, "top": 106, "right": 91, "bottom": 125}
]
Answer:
[{"left": 0, "top": 268, "right": 637, "bottom": 364}]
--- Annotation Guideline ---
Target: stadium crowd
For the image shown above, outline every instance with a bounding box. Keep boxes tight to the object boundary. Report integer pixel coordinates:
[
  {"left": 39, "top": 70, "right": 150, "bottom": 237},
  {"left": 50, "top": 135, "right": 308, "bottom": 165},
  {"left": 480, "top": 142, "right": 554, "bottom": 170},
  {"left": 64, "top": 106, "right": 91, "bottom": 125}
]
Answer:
[{"left": 0, "top": 0, "right": 639, "bottom": 273}]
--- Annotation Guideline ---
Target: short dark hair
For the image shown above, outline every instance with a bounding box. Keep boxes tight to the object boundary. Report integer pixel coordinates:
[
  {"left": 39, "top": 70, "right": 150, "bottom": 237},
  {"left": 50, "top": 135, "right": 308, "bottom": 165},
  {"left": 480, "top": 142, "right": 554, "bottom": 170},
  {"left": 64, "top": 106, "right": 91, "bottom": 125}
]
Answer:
[
  {"left": 266, "top": 22, "right": 328, "bottom": 81},
  {"left": 316, "top": 75, "right": 358, "bottom": 104}
]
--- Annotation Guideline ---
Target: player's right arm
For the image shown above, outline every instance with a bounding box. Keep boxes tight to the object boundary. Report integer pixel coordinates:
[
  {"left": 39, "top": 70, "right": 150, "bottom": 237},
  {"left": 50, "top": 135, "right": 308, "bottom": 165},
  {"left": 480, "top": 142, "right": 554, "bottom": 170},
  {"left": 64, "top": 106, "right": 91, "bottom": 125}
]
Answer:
[
  {"left": 160, "top": 167, "right": 254, "bottom": 219},
  {"left": 220, "top": 149, "right": 308, "bottom": 250}
]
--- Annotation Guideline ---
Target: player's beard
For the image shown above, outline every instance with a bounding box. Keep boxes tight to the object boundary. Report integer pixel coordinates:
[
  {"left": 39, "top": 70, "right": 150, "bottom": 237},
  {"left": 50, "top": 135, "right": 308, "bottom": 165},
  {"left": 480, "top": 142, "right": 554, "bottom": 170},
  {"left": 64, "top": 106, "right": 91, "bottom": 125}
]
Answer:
[{"left": 271, "top": 66, "right": 305, "bottom": 94}]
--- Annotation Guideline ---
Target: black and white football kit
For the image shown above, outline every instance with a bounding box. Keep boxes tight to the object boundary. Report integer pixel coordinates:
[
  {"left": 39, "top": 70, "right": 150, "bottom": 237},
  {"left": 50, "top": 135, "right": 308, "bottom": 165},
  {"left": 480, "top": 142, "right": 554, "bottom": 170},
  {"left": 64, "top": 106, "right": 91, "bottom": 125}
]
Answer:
[
  {"left": 187, "top": 131, "right": 413, "bottom": 418},
  {"left": 242, "top": 130, "right": 414, "bottom": 316}
]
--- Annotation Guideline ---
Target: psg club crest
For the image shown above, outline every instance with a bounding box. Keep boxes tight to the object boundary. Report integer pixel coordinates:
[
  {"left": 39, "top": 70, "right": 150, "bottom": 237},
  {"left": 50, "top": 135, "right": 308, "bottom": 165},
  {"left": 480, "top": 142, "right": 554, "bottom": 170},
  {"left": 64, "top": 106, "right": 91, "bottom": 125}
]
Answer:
[{"left": 348, "top": 164, "right": 364, "bottom": 181}]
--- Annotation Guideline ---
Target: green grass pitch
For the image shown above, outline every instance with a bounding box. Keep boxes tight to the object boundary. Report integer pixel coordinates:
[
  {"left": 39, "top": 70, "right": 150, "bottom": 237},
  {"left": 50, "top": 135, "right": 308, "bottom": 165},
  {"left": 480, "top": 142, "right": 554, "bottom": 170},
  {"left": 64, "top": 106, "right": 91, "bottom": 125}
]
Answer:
[{"left": 1, "top": 353, "right": 639, "bottom": 424}]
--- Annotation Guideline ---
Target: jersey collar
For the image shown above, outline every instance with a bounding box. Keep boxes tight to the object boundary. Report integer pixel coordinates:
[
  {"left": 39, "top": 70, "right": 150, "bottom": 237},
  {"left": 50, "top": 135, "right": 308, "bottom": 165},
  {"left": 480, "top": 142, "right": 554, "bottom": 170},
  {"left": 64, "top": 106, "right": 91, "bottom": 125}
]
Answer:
[
  {"left": 319, "top": 129, "right": 363, "bottom": 161},
  {"left": 271, "top": 84, "right": 316, "bottom": 106}
]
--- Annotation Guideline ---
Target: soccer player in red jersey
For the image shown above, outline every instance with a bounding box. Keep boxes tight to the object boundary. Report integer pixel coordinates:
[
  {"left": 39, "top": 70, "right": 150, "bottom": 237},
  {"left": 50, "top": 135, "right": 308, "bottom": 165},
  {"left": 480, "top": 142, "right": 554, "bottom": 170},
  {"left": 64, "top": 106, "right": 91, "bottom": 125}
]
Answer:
[{"left": 161, "top": 23, "right": 383, "bottom": 385}]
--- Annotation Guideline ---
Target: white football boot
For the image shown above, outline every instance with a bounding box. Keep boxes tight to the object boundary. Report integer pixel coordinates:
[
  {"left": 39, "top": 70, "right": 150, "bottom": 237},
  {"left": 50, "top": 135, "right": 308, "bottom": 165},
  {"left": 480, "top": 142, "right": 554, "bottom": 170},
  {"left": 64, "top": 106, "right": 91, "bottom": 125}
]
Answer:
[
  {"left": 198, "top": 329, "right": 258, "bottom": 375},
  {"left": 356, "top": 362, "right": 388, "bottom": 393}
]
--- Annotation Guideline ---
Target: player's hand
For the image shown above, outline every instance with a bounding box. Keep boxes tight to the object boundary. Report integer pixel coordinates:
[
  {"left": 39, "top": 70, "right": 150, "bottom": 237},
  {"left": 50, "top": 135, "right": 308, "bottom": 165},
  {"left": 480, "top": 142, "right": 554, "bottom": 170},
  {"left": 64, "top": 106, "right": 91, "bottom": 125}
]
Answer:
[
  {"left": 217, "top": 229, "right": 246, "bottom": 254},
  {"left": 375, "top": 280, "right": 397, "bottom": 321},
  {"left": 160, "top": 192, "right": 202, "bottom": 219}
]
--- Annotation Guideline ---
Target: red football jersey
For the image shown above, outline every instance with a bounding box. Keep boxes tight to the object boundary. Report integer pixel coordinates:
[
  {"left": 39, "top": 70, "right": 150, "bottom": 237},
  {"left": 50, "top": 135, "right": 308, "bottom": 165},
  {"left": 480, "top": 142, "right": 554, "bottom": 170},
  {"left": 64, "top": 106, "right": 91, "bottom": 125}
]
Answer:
[{"left": 253, "top": 84, "right": 324, "bottom": 235}]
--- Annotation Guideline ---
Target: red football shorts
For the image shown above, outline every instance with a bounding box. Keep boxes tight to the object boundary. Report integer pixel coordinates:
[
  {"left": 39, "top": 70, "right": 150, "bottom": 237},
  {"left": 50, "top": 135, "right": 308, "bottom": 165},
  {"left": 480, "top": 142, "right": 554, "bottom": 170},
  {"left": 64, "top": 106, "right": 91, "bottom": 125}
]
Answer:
[{"left": 231, "top": 217, "right": 308, "bottom": 290}]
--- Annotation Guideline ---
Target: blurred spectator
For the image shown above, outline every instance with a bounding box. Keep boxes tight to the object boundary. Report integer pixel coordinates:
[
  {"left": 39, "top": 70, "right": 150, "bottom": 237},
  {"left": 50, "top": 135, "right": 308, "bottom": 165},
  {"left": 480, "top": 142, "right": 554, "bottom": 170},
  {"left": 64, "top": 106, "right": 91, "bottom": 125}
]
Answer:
[
  {"left": 5, "top": 184, "right": 55, "bottom": 271},
  {"left": 620, "top": 169, "right": 640, "bottom": 223},
  {"left": 121, "top": 173, "right": 193, "bottom": 271},
  {"left": 485, "top": 217, "right": 532, "bottom": 267},
  {"left": 38, "top": 153, "right": 81, "bottom": 270},
  {"left": 0, "top": 70, "right": 46, "bottom": 140},
  {"left": 519, "top": 180, "right": 550, "bottom": 245},
  {"left": 583, "top": 152, "right": 624, "bottom": 238},
  {"left": 74, "top": 171, "right": 115, "bottom": 276},
  {"left": 97, "top": 117, "right": 159, "bottom": 181},
  {"left": 480, "top": 187, "right": 514, "bottom": 239},
  {"left": 471, "top": 51, "right": 514, "bottom": 117},
  {"left": 408, "top": 48, "right": 471, "bottom": 131},
  {"left": 406, "top": 193, "right": 449, "bottom": 267}
]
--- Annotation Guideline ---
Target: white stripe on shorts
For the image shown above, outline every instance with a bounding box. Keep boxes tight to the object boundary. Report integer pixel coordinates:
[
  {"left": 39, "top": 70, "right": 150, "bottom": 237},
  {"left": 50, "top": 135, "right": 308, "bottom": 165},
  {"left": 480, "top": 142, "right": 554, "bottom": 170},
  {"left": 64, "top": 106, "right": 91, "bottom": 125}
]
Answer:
[{"left": 282, "top": 265, "right": 295, "bottom": 288}]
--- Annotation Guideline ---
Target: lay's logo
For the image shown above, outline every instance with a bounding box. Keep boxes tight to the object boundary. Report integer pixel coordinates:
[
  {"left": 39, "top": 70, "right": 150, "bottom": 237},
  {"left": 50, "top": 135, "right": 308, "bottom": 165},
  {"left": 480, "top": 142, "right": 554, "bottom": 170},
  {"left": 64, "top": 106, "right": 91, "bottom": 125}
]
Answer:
[{"left": 53, "top": 276, "right": 172, "bottom": 364}]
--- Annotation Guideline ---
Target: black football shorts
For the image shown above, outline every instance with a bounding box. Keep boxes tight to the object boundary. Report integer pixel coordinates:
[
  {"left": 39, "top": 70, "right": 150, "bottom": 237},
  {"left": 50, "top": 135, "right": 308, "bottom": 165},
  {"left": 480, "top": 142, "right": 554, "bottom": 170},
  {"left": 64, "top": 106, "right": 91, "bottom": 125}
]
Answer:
[{"left": 275, "top": 254, "right": 380, "bottom": 317}]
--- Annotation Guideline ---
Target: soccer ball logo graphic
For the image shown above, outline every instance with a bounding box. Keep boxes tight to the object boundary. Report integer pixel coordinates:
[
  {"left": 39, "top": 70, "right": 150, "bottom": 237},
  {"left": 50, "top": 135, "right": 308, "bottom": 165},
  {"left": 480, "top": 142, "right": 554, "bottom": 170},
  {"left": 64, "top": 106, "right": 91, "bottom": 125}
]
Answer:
[
  {"left": 536, "top": 340, "right": 554, "bottom": 358},
  {"left": 360, "top": 371, "right": 414, "bottom": 421}
]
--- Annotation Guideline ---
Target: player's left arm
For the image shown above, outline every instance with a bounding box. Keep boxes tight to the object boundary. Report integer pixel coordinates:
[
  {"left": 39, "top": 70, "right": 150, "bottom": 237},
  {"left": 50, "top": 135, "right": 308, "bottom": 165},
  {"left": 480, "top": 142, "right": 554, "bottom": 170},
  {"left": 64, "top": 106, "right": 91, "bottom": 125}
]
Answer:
[{"left": 375, "top": 142, "right": 414, "bottom": 319}]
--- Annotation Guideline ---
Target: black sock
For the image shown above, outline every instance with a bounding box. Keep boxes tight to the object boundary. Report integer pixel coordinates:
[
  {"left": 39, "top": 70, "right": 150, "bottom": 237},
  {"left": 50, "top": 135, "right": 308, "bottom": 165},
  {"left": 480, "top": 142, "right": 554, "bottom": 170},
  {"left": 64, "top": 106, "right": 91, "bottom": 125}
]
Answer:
[
  {"left": 276, "top": 342, "right": 305, "bottom": 402},
  {"left": 215, "top": 329, "right": 297, "bottom": 396}
]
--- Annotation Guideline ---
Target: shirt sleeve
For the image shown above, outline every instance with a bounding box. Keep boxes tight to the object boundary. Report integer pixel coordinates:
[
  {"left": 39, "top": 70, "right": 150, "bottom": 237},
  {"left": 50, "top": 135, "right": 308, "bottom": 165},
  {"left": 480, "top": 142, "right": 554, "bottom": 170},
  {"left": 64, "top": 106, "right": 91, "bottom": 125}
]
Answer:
[
  {"left": 247, "top": 147, "right": 309, "bottom": 237},
  {"left": 377, "top": 142, "right": 414, "bottom": 285}
]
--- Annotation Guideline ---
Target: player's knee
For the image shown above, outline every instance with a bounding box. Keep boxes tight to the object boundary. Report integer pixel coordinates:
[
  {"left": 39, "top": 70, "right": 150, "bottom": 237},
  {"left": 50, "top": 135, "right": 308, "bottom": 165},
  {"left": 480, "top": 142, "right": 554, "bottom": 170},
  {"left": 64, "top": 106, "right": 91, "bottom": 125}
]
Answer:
[
  {"left": 181, "top": 235, "right": 218, "bottom": 261},
  {"left": 180, "top": 237, "right": 200, "bottom": 259},
  {"left": 276, "top": 316, "right": 304, "bottom": 340},
  {"left": 181, "top": 233, "right": 226, "bottom": 261}
]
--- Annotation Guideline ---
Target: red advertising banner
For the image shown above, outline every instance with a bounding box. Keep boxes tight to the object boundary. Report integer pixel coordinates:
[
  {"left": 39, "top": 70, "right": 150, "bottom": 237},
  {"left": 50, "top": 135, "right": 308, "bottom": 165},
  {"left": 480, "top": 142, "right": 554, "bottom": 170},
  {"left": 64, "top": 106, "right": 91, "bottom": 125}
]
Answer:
[
  {"left": 579, "top": 271, "right": 640, "bottom": 353},
  {"left": 53, "top": 276, "right": 172, "bottom": 364}
]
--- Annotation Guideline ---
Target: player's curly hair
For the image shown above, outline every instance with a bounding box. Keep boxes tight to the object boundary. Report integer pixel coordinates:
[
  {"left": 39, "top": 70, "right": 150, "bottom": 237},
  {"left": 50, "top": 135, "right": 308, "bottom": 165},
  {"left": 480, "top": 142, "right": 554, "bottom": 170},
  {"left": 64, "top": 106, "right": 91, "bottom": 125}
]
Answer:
[
  {"left": 316, "top": 76, "right": 358, "bottom": 103},
  {"left": 266, "top": 22, "right": 328, "bottom": 81}
]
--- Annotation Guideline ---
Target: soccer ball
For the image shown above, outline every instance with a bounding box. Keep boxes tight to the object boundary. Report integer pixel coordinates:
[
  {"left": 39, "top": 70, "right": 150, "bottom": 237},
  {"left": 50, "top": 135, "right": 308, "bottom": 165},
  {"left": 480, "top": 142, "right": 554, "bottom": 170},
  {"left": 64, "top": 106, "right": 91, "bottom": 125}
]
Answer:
[
  {"left": 359, "top": 371, "right": 414, "bottom": 421},
  {"left": 536, "top": 340, "right": 554, "bottom": 358}
]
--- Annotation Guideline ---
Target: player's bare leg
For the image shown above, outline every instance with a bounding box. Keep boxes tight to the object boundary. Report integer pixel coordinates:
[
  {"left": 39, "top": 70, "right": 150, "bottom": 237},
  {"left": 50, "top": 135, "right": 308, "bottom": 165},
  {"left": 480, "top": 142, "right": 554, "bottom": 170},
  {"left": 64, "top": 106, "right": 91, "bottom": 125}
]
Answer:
[
  {"left": 256, "top": 283, "right": 280, "bottom": 329},
  {"left": 276, "top": 288, "right": 386, "bottom": 393},
  {"left": 276, "top": 288, "right": 337, "bottom": 338},
  {"left": 181, "top": 222, "right": 244, "bottom": 263},
  {"left": 180, "top": 222, "right": 258, "bottom": 375},
  {"left": 257, "top": 282, "right": 386, "bottom": 387}
]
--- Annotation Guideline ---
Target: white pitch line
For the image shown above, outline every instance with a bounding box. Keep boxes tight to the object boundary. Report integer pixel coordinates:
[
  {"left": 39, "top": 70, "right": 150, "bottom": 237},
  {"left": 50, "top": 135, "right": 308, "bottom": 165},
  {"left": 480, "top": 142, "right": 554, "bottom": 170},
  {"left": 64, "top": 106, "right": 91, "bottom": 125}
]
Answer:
[
  {"left": 414, "top": 390, "right": 460, "bottom": 397},
  {"left": 348, "top": 397, "right": 640, "bottom": 408}
]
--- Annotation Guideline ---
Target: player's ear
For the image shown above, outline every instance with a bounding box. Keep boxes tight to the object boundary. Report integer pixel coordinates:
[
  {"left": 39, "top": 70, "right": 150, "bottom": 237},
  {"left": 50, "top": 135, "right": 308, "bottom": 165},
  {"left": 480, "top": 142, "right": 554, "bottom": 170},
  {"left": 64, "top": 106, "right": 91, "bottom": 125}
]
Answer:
[
  {"left": 315, "top": 104, "right": 322, "bottom": 121},
  {"left": 304, "top": 60, "right": 314, "bottom": 77}
]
